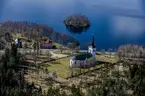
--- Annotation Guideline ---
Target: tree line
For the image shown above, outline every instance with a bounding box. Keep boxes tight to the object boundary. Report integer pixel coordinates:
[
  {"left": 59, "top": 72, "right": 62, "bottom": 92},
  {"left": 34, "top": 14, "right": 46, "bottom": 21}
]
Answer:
[
  {"left": 0, "top": 21, "right": 79, "bottom": 47},
  {"left": 117, "top": 44, "right": 145, "bottom": 59}
]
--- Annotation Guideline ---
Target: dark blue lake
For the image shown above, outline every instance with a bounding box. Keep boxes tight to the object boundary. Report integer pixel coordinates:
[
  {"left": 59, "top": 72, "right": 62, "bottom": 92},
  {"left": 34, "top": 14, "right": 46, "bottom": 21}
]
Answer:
[{"left": 1, "top": 0, "right": 145, "bottom": 50}]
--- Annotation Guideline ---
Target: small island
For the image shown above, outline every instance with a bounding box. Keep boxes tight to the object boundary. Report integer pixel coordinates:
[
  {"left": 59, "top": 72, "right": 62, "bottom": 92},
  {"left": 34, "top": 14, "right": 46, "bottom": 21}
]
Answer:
[{"left": 64, "top": 14, "right": 91, "bottom": 33}]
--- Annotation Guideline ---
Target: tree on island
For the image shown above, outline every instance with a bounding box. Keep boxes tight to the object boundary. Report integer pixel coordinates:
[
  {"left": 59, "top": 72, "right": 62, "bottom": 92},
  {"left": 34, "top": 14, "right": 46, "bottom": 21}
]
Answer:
[
  {"left": 64, "top": 14, "right": 90, "bottom": 52},
  {"left": 64, "top": 14, "right": 91, "bottom": 34}
]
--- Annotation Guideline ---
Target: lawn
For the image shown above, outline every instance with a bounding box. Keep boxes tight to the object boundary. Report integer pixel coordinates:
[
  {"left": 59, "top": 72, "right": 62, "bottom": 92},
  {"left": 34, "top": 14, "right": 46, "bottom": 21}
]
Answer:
[
  {"left": 96, "top": 54, "right": 119, "bottom": 63},
  {"left": 42, "top": 57, "right": 70, "bottom": 78},
  {"left": 42, "top": 54, "right": 119, "bottom": 78}
]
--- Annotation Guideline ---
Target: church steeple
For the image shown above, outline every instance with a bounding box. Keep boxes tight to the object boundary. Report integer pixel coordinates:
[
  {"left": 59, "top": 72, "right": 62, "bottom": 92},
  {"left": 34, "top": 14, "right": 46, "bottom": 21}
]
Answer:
[
  {"left": 91, "top": 33, "right": 95, "bottom": 48},
  {"left": 88, "top": 32, "right": 96, "bottom": 57}
]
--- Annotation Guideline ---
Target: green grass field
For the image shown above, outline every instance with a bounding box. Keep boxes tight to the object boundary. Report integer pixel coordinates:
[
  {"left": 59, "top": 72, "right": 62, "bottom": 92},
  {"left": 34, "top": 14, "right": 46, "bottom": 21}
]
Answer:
[
  {"left": 42, "top": 54, "right": 118, "bottom": 78},
  {"left": 42, "top": 57, "right": 70, "bottom": 78},
  {"left": 96, "top": 55, "right": 119, "bottom": 63}
]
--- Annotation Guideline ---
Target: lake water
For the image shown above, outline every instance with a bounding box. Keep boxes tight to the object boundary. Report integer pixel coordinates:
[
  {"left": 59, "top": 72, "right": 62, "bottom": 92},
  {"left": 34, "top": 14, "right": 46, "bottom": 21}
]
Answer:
[{"left": 1, "top": 0, "right": 145, "bottom": 50}]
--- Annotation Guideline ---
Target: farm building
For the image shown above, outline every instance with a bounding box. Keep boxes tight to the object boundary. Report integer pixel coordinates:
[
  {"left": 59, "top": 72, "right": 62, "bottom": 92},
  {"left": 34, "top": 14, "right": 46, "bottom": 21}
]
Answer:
[{"left": 40, "top": 40, "right": 53, "bottom": 49}]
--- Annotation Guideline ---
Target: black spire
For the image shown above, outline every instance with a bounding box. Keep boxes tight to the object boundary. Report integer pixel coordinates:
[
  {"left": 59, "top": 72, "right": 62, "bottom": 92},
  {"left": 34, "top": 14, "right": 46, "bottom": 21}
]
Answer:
[{"left": 91, "top": 33, "right": 95, "bottom": 48}]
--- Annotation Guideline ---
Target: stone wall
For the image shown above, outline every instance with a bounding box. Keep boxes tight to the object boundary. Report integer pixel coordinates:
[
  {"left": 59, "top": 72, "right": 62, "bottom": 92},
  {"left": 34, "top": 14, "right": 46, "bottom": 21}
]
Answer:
[{"left": 70, "top": 56, "right": 96, "bottom": 68}]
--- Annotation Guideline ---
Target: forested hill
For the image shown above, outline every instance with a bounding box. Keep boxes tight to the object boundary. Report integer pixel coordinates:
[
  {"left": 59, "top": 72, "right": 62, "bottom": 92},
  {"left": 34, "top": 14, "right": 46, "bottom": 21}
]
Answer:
[{"left": 0, "top": 21, "right": 78, "bottom": 45}]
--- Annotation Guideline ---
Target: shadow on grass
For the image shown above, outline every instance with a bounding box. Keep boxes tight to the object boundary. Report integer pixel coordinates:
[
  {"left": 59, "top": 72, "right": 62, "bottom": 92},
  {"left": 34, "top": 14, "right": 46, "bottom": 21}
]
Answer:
[
  {"left": 41, "top": 61, "right": 61, "bottom": 69},
  {"left": 20, "top": 60, "right": 36, "bottom": 69},
  {"left": 41, "top": 64, "right": 51, "bottom": 68},
  {"left": 38, "top": 56, "right": 69, "bottom": 65},
  {"left": 38, "top": 59, "right": 55, "bottom": 65}
]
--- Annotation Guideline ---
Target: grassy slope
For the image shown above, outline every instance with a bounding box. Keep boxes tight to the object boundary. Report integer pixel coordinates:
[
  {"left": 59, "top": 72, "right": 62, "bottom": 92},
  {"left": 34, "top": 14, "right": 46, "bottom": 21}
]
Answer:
[
  {"left": 43, "top": 54, "right": 118, "bottom": 78},
  {"left": 43, "top": 57, "right": 70, "bottom": 78},
  {"left": 12, "top": 33, "right": 68, "bottom": 49},
  {"left": 96, "top": 55, "right": 119, "bottom": 63}
]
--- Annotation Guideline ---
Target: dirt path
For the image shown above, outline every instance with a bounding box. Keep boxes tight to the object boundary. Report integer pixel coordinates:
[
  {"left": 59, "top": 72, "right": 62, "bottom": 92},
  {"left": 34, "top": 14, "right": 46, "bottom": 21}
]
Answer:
[{"left": 50, "top": 51, "right": 68, "bottom": 58}]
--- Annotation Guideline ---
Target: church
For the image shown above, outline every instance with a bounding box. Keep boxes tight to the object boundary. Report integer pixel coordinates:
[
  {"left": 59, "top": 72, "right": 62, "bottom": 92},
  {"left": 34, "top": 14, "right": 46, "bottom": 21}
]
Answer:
[{"left": 70, "top": 34, "right": 96, "bottom": 68}]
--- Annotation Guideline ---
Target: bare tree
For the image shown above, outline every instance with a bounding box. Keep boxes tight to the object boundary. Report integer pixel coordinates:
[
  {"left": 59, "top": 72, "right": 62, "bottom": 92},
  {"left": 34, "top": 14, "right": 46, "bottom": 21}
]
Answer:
[
  {"left": 59, "top": 46, "right": 65, "bottom": 53},
  {"left": 117, "top": 44, "right": 145, "bottom": 60}
]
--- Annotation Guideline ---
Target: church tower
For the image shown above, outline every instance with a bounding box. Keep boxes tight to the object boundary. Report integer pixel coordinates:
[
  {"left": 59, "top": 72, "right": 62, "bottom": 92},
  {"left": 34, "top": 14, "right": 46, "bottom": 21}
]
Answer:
[{"left": 88, "top": 33, "right": 96, "bottom": 57}]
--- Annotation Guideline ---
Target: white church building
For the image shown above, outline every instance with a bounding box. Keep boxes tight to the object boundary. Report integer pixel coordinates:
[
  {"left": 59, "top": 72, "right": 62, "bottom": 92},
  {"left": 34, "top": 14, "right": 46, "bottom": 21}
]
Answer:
[
  {"left": 70, "top": 34, "right": 96, "bottom": 68},
  {"left": 88, "top": 34, "right": 96, "bottom": 57}
]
